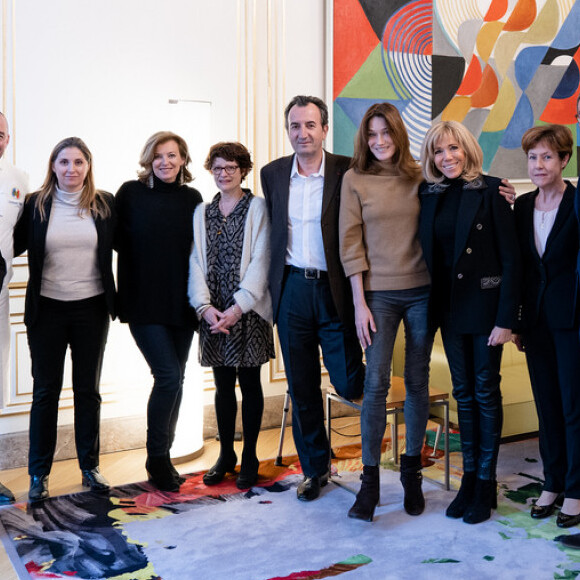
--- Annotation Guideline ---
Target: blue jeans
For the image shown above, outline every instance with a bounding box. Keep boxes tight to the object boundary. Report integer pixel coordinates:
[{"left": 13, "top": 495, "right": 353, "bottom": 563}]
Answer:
[
  {"left": 129, "top": 324, "right": 194, "bottom": 457},
  {"left": 361, "top": 286, "right": 433, "bottom": 465},
  {"left": 440, "top": 316, "right": 503, "bottom": 480}
]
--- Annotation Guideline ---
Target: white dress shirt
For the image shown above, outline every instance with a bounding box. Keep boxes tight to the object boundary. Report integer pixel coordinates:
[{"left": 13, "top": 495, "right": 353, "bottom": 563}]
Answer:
[{"left": 286, "top": 152, "right": 327, "bottom": 271}]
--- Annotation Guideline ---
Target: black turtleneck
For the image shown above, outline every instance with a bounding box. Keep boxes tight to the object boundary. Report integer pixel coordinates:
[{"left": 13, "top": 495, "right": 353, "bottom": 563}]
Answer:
[{"left": 115, "top": 177, "right": 203, "bottom": 325}]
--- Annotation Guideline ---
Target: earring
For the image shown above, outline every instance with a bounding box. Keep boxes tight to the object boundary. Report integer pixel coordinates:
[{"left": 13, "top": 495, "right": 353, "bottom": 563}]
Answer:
[
  {"left": 147, "top": 173, "right": 154, "bottom": 189},
  {"left": 179, "top": 166, "right": 185, "bottom": 186}
]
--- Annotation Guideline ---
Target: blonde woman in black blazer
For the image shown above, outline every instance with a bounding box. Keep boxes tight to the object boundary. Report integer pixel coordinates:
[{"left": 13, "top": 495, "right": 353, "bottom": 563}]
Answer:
[
  {"left": 15, "top": 137, "right": 115, "bottom": 501},
  {"left": 419, "top": 121, "right": 521, "bottom": 524},
  {"left": 513, "top": 124, "right": 580, "bottom": 528}
]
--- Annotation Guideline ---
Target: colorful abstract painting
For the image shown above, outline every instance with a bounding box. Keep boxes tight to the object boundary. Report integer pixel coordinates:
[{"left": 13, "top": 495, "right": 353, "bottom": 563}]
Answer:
[{"left": 333, "top": 0, "right": 580, "bottom": 177}]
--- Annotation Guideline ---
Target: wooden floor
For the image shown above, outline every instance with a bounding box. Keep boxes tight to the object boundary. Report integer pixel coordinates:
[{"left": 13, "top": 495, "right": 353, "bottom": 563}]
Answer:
[{"left": 0, "top": 417, "right": 362, "bottom": 579}]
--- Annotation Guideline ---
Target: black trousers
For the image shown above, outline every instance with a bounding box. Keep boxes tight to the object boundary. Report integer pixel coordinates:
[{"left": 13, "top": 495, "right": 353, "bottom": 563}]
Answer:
[
  {"left": 27, "top": 295, "right": 109, "bottom": 476},
  {"left": 277, "top": 269, "right": 364, "bottom": 478},
  {"left": 523, "top": 312, "right": 580, "bottom": 497},
  {"left": 129, "top": 323, "right": 194, "bottom": 457}
]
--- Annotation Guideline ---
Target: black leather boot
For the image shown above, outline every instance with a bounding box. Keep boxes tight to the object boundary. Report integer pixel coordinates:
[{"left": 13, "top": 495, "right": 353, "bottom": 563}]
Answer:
[
  {"left": 165, "top": 454, "right": 185, "bottom": 485},
  {"left": 463, "top": 478, "right": 497, "bottom": 524},
  {"left": 146, "top": 456, "right": 180, "bottom": 492},
  {"left": 399, "top": 453, "right": 425, "bottom": 515},
  {"left": 348, "top": 465, "right": 380, "bottom": 522},
  {"left": 446, "top": 471, "right": 477, "bottom": 518}
]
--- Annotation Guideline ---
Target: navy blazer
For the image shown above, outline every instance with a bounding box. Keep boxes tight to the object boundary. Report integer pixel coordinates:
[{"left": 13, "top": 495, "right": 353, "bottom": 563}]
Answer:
[
  {"left": 14, "top": 191, "right": 117, "bottom": 327},
  {"left": 260, "top": 152, "right": 354, "bottom": 325},
  {"left": 514, "top": 182, "right": 579, "bottom": 330},
  {"left": 419, "top": 175, "right": 521, "bottom": 334}
]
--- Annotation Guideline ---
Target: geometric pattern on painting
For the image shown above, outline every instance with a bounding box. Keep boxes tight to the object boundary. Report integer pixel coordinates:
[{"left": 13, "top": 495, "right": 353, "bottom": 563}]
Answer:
[{"left": 333, "top": 0, "right": 578, "bottom": 176}]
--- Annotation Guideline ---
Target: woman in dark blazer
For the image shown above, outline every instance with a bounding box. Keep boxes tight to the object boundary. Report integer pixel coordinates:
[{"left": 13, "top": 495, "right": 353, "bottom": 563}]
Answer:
[
  {"left": 14, "top": 137, "right": 116, "bottom": 501},
  {"left": 419, "top": 121, "right": 520, "bottom": 524},
  {"left": 513, "top": 124, "right": 580, "bottom": 527}
]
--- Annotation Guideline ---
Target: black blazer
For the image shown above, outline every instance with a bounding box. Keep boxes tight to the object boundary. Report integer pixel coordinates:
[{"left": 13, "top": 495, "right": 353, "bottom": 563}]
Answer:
[
  {"left": 260, "top": 152, "right": 354, "bottom": 325},
  {"left": 419, "top": 175, "right": 521, "bottom": 334},
  {"left": 514, "top": 182, "right": 579, "bottom": 330},
  {"left": 14, "top": 191, "right": 117, "bottom": 327}
]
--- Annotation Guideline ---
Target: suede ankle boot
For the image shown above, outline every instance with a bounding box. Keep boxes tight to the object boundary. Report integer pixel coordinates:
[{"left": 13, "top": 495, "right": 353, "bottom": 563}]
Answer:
[
  {"left": 399, "top": 453, "right": 425, "bottom": 515},
  {"left": 446, "top": 471, "right": 477, "bottom": 518},
  {"left": 463, "top": 478, "right": 497, "bottom": 524},
  {"left": 348, "top": 465, "right": 380, "bottom": 522},
  {"left": 146, "top": 456, "right": 180, "bottom": 492}
]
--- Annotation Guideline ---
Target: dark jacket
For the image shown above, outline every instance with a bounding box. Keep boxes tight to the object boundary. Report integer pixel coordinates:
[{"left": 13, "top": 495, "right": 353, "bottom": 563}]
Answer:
[
  {"left": 514, "top": 181, "right": 579, "bottom": 330},
  {"left": 0, "top": 251, "right": 5, "bottom": 289},
  {"left": 14, "top": 191, "right": 117, "bottom": 327},
  {"left": 260, "top": 151, "right": 354, "bottom": 325},
  {"left": 419, "top": 175, "right": 521, "bottom": 334}
]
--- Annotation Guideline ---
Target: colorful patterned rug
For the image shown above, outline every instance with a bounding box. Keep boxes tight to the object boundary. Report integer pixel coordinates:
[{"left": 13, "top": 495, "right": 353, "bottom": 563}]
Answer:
[{"left": 0, "top": 438, "right": 579, "bottom": 579}]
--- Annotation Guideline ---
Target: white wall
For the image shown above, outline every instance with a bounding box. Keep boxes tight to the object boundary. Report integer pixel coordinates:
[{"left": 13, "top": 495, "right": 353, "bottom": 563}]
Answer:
[{"left": 2, "top": 0, "right": 328, "bottom": 442}]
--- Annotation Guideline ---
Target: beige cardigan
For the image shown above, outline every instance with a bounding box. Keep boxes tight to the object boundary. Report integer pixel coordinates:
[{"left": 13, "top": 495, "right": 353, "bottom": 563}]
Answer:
[{"left": 188, "top": 194, "right": 273, "bottom": 323}]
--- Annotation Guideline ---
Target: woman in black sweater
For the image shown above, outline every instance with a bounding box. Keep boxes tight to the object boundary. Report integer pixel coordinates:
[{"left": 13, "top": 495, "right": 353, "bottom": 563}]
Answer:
[{"left": 116, "top": 131, "right": 203, "bottom": 491}]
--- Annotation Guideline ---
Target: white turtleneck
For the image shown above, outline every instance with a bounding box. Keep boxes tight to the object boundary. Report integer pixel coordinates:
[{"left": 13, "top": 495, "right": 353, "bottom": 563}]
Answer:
[{"left": 41, "top": 187, "right": 103, "bottom": 301}]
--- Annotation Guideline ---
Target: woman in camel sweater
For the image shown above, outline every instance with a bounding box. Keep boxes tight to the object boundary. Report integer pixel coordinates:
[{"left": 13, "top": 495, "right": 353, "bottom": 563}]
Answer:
[{"left": 339, "top": 103, "right": 431, "bottom": 522}]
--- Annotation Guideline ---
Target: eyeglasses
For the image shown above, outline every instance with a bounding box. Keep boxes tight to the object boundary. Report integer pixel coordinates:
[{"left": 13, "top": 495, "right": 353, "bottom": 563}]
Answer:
[{"left": 211, "top": 165, "right": 239, "bottom": 176}]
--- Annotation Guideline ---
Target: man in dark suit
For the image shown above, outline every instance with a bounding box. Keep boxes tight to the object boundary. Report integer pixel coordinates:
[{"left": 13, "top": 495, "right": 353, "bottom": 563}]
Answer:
[{"left": 261, "top": 95, "right": 364, "bottom": 501}]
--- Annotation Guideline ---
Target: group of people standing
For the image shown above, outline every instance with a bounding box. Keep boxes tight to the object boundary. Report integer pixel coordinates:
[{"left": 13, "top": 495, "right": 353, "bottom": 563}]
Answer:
[{"left": 0, "top": 94, "right": 578, "bottom": 531}]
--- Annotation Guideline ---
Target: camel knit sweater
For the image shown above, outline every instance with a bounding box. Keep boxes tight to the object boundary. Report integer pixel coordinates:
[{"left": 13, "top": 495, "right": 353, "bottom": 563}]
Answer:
[{"left": 339, "top": 159, "right": 430, "bottom": 291}]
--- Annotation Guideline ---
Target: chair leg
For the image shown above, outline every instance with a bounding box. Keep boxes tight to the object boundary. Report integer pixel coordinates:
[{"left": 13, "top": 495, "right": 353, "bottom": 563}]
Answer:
[
  {"left": 275, "top": 390, "right": 291, "bottom": 466},
  {"left": 431, "top": 423, "right": 442, "bottom": 457}
]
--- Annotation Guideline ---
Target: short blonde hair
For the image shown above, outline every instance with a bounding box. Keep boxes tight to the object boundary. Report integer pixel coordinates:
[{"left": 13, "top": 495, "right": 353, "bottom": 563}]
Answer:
[
  {"left": 137, "top": 131, "right": 193, "bottom": 184},
  {"left": 421, "top": 121, "right": 483, "bottom": 183}
]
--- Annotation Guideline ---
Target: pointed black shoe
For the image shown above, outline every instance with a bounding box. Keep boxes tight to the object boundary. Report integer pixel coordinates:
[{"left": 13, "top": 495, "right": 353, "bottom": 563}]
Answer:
[
  {"left": 446, "top": 471, "right": 477, "bottom": 518},
  {"left": 531, "top": 493, "right": 564, "bottom": 519},
  {"left": 348, "top": 465, "right": 379, "bottom": 521},
  {"left": 297, "top": 472, "right": 329, "bottom": 502},
  {"left": 146, "top": 456, "right": 180, "bottom": 492},
  {"left": 203, "top": 454, "right": 238, "bottom": 486},
  {"left": 400, "top": 454, "right": 425, "bottom": 516},
  {"left": 557, "top": 511, "right": 580, "bottom": 528},
  {"left": 29, "top": 475, "right": 49, "bottom": 501},
  {"left": 0, "top": 481, "right": 15, "bottom": 504},
  {"left": 463, "top": 478, "right": 498, "bottom": 524},
  {"left": 82, "top": 468, "right": 110, "bottom": 491}
]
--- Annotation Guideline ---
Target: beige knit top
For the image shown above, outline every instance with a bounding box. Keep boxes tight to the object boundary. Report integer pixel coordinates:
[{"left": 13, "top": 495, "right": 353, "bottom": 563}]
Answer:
[{"left": 339, "top": 159, "right": 430, "bottom": 291}]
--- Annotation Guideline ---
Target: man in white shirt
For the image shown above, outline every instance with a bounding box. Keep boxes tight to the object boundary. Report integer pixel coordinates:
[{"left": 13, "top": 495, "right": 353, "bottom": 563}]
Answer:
[
  {"left": 0, "top": 111, "right": 28, "bottom": 503},
  {"left": 261, "top": 96, "right": 364, "bottom": 501}
]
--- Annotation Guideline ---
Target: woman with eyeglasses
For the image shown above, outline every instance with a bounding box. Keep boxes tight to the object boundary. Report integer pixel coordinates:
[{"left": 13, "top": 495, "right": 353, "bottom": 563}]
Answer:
[
  {"left": 189, "top": 142, "right": 274, "bottom": 489},
  {"left": 115, "top": 131, "right": 203, "bottom": 492}
]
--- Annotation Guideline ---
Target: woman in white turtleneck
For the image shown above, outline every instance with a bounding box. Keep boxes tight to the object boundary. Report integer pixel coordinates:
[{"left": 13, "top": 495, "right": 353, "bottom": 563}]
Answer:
[{"left": 14, "top": 137, "right": 116, "bottom": 501}]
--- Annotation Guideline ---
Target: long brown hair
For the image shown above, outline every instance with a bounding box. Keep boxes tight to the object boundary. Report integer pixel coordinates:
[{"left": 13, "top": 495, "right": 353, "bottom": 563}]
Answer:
[
  {"left": 350, "top": 102, "right": 421, "bottom": 181},
  {"left": 34, "top": 137, "right": 110, "bottom": 221}
]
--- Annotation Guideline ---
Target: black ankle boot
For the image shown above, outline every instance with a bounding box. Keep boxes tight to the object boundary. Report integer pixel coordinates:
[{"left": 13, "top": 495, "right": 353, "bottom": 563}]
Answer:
[
  {"left": 463, "top": 478, "right": 497, "bottom": 524},
  {"left": 146, "top": 456, "right": 180, "bottom": 492},
  {"left": 399, "top": 454, "right": 425, "bottom": 516},
  {"left": 165, "top": 454, "right": 185, "bottom": 485},
  {"left": 348, "top": 465, "right": 380, "bottom": 522},
  {"left": 203, "top": 453, "right": 237, "bottom": 486},
  {"left": 446, "top": 471, "right": 477, "bottom": 518}
]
